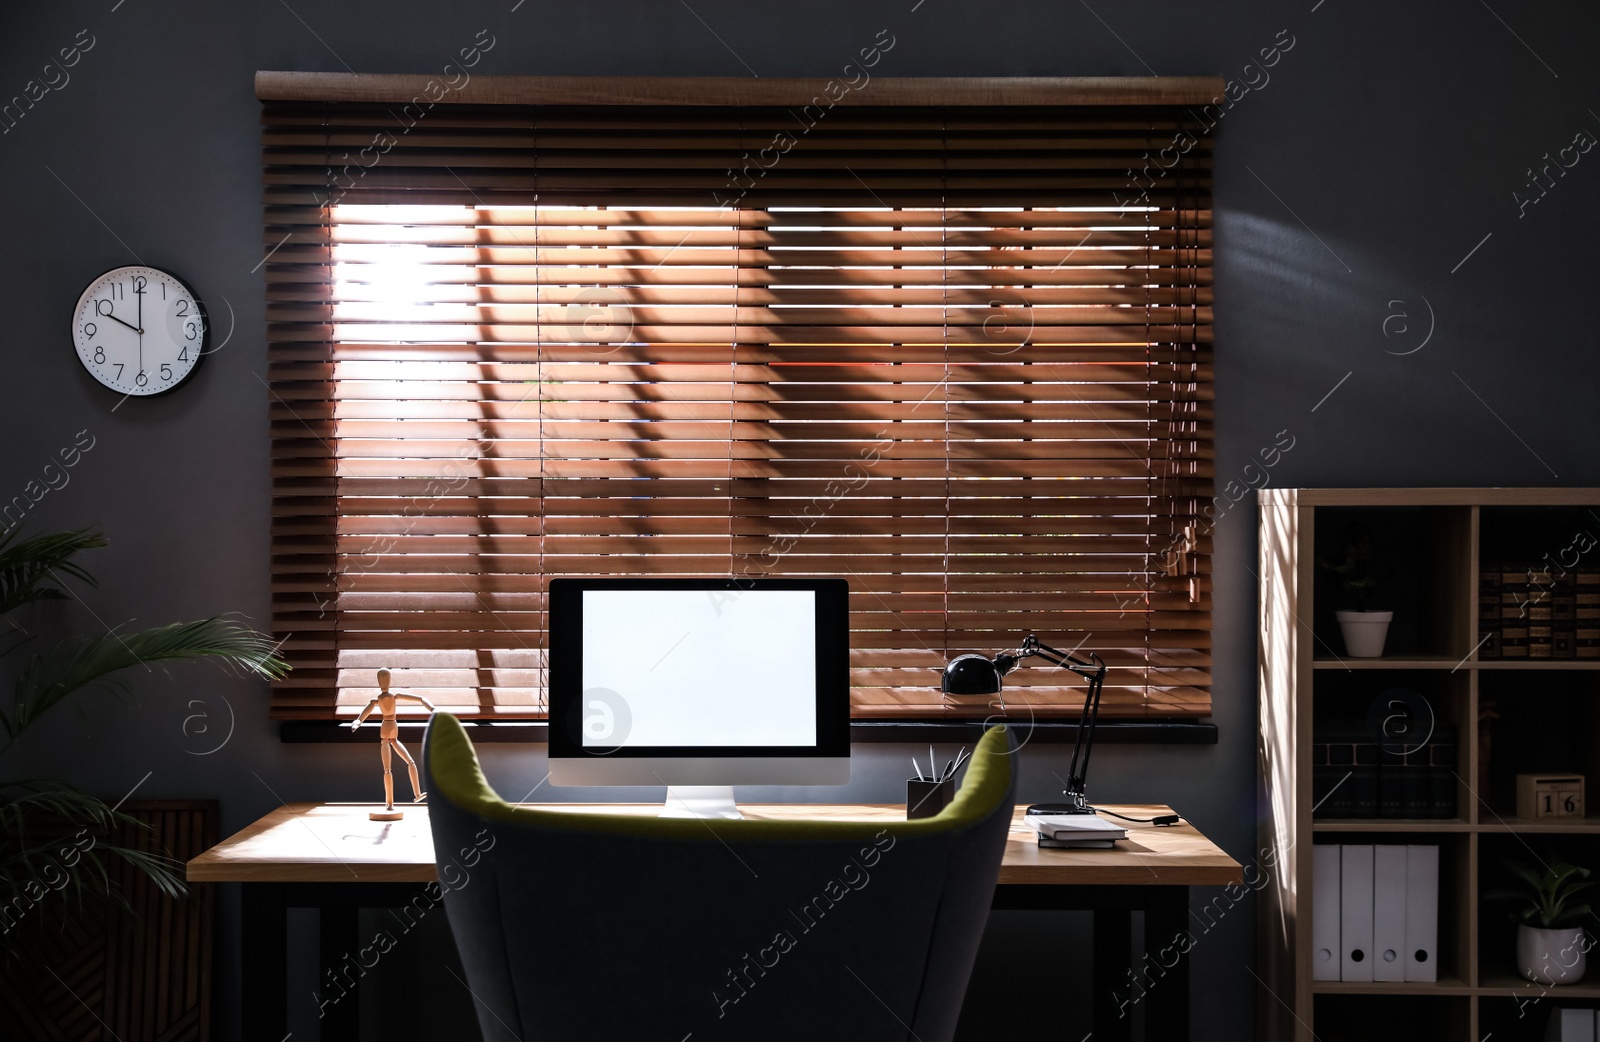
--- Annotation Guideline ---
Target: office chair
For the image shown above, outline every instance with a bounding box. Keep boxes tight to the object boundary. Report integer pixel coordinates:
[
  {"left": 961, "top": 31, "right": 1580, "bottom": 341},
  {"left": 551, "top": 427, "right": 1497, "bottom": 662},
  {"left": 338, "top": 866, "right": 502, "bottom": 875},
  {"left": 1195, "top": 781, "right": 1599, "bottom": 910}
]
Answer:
[{"left": 423, "top": 713, "right": 1016, "bottom": 1042}]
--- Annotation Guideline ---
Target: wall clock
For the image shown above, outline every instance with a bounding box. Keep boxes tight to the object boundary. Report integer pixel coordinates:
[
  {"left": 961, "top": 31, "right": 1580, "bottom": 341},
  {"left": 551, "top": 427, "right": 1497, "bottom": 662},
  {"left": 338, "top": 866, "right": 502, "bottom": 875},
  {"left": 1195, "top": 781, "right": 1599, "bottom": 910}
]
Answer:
[{"left": 71, "top": 265, "right": 207, "bottom": 396}]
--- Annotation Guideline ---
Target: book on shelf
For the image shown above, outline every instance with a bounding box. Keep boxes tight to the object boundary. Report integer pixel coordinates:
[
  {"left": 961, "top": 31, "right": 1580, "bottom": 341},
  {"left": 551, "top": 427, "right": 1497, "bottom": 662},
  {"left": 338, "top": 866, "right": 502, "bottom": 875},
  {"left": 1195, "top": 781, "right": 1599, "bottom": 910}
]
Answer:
[
  {"left": 1579, "top": 567, "right": 1600, "bottom": 659},
  {"left": 1502, "top": 565, "right": 1532, "bottom": 658},
  {"left": 1314, "top": 720, "right": 1455, "bottom": 820},
  {"left": 1553, "top": 573, "right": 1577, "bottom": 658},
  {"left": 1479, "top": 565, "right": 1504, "bottom": 658},
  {"left": 1376, "top": 737, "right": 1418, "bottom": 819},
  {"left": 1482, "top": 562, "right": 1599, "bottom": 660},
  {"left": 1530, "top": 582, "right": 1555, "bottom": 657},
  {"left": 1316, "top": 723, "right": 1377, "bottom": 818},
  {"left": 1429, "top": 732, "right": 1457, "bottom": 818}
]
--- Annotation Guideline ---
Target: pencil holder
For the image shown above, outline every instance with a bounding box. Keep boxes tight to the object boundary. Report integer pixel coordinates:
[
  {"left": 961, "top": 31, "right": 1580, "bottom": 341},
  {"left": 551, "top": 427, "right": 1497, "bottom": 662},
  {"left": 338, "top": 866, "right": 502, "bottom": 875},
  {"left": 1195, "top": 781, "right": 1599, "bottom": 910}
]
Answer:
[{"left": 907, "top": 777, "right": 955, "bottom": 820}]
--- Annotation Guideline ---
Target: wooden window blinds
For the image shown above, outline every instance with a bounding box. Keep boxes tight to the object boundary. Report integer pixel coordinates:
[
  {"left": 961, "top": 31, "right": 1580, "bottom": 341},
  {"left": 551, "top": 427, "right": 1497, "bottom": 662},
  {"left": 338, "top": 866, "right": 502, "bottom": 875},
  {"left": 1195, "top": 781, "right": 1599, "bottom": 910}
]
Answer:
[{"left": 261, "top": 75, "right": 1217, "bottom": 723}]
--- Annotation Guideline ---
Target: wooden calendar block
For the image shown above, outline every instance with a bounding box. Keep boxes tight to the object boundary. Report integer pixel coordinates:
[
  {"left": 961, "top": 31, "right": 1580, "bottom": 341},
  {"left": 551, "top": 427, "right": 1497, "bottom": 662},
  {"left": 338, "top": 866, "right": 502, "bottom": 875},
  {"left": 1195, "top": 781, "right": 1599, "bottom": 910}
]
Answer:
[{"left": 1516, "top": 773, "right": 1585, "bottom": 819}]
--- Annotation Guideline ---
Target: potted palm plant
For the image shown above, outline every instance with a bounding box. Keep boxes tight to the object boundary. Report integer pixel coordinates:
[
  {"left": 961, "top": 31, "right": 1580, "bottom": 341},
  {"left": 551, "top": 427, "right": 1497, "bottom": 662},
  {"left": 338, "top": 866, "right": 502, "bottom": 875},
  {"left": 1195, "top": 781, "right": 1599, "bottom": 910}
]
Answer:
[
  {"left": 0, "top": 527, "right": 287, "bottom": 972},
  {"left": 1485, "top": 857, "right": 1598, "bottom": 985},
  {"left": 1318, "top": 522, "right": 1392, "bottom": 657}
]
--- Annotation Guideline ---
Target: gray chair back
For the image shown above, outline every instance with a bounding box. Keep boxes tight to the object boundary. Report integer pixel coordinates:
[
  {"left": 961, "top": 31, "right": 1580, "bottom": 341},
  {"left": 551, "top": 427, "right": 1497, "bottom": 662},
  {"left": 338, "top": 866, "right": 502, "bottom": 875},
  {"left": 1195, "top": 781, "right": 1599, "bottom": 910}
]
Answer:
[{"left": 423, "top": 713, "right": 1015, "bottom": 1042}]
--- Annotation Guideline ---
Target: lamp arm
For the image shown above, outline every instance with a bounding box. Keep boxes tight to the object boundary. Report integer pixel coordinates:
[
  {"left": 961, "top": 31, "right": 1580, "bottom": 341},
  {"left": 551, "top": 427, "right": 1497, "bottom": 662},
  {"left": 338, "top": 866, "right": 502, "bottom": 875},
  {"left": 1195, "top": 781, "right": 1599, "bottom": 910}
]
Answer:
[
  {"left": 1014, "top": 635, "right": 1102, "bottom": 681},
  {"left": 1068, "top": 662, "right": 1106, "bottom": 797},
  {"left": 1012, "top": 636, "right": 1107, "bottom": 807}
]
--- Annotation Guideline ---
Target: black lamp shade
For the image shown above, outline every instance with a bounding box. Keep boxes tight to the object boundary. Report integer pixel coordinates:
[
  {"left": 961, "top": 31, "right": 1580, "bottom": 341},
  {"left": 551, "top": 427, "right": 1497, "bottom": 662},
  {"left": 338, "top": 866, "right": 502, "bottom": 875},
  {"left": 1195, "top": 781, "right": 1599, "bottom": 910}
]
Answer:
[{"left": 942, "top": 653, "right": 1003, "bottom": 696}]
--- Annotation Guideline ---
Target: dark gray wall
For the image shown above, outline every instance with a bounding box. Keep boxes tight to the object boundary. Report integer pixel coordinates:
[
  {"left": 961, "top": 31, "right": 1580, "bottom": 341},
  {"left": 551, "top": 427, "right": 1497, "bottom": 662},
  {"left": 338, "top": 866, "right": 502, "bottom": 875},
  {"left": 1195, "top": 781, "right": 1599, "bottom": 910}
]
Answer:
[{"left": 3, "top": 1, "right": 1597, "bottom": 1038}]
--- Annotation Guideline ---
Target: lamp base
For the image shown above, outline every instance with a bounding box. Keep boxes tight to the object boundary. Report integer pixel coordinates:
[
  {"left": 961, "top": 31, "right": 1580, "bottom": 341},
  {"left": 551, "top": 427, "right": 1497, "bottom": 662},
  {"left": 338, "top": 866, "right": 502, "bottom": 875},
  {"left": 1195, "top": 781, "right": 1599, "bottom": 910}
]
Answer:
[{"left": 1027, "top": 790, "right": 1095, "bottom": 816}]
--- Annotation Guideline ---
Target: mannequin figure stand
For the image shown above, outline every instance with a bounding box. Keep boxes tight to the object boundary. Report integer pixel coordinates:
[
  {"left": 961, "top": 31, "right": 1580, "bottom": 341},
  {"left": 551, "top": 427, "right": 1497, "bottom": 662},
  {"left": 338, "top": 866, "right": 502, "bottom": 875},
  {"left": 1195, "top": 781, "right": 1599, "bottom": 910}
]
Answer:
[{"left": 351, "top": 668, "right": 437, "bottom": 821}]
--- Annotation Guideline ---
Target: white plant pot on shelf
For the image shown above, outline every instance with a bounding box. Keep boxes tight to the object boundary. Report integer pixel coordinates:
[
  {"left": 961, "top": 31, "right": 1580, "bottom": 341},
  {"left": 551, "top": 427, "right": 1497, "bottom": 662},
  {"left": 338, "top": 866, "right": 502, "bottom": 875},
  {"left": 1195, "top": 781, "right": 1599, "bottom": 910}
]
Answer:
[
  {"left": 1335, "top": 610, "right": 1393, "bottom": 658},
  {"left": 1518, "top": 923, "right": 1588, "bottom": 985}
]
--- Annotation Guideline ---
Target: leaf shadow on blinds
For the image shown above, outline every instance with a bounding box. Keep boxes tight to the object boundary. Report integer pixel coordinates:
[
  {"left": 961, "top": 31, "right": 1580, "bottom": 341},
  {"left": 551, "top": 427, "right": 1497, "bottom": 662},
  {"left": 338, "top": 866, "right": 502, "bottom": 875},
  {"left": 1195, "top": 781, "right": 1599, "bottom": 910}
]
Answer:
[{"left": 264, "top": 101, "right": 1214, "bottom": 722}]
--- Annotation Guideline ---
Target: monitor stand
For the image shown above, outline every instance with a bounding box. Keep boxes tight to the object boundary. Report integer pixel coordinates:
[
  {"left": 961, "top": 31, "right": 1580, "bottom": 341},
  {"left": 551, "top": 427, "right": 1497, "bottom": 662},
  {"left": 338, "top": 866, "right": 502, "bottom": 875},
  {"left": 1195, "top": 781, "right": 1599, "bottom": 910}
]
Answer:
[{"left": 661, "top": 786, "right": 742, "bottom": 820}]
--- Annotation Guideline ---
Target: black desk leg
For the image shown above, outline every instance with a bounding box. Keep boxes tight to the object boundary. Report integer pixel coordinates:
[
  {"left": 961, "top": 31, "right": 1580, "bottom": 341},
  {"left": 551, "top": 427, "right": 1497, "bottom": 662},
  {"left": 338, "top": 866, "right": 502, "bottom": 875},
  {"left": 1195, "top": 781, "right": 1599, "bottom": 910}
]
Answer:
[
  {"left": 1093, "top": 907, "right": 1134, "bottom": 1042},
  {"left": 240, "top": 883, "right": 287, "bottom": 1042},
  {"left": 318, "top": 902, "right": 362, "bottom": 1039},
  {"left": 1143, "top": 886, "right": 1191, "bottom": 1041}
]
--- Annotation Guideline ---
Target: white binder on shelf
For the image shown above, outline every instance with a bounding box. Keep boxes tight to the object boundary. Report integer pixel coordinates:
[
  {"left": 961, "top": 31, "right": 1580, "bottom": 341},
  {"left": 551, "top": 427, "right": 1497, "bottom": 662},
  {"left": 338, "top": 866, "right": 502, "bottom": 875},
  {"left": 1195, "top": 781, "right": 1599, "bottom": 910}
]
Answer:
[
  {"left": 1340, "top": 844, "right": 1374, "bottom": 982},
  {"left": 1543, "top": 1007, "right": 1596, "bottom": 1041},
  {"left": 1312, "top": 844, "right": 1342, "bottom": 982},
  {"left": 1404, "top": 844, "right": 1439, "bottom": 983},
  {"left": 1372, "top": 845, "right": 1408, "bottom": 982}
]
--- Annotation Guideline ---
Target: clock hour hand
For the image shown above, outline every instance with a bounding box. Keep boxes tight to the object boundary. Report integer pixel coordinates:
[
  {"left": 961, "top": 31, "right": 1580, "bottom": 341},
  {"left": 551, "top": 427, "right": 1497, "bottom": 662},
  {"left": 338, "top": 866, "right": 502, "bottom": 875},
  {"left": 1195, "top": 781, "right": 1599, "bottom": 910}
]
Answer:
[{"left": 102, "top": 310, "right": 141, "bottom": 334}]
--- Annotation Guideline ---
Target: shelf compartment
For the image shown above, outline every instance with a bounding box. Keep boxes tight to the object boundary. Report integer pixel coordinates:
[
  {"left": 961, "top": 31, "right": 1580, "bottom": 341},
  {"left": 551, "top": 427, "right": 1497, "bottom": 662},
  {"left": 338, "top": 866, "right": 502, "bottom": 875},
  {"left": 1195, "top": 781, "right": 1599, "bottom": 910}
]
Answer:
[
  {"left": 1311, "top": 833, "right": 1472, "bottom": 992},
  {"left": 1478, "top": 832, "right": 1600, "bottom": 990},
  {"left": 1312, "top": 993, "right": 1471, "bottom": 1042},
  {"left": 1480, "top": 992, "right": 1600, "bottom": 1042},
  {"left": 1477, "top": 671, "right": 1600, "bottom": 819},
  {"left": 1311, "top": 505, "right": 1475, "bottom": 661},
  {"left": 1477, "top": 505, "right": 1600, "bottom": 667},
  {"left": 1312, "top": 670, "right": 1471, "bottom": 824}
]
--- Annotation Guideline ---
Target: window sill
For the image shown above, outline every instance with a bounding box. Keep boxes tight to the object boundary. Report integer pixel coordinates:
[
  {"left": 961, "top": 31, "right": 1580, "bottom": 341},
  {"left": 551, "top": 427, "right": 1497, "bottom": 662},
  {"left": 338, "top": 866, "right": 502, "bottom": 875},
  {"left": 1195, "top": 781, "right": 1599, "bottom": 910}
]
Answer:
[{"left": 278, "top": 720, "right": 1216, "bottom": 745}]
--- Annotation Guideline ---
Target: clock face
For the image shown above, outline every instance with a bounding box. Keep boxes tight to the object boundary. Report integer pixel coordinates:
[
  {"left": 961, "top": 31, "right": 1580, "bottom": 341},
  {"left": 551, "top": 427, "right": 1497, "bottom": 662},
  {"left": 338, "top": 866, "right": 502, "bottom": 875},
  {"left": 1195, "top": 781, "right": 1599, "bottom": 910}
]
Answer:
[{"left": 71, "top": 266, "right": 206, "bottom": 396}]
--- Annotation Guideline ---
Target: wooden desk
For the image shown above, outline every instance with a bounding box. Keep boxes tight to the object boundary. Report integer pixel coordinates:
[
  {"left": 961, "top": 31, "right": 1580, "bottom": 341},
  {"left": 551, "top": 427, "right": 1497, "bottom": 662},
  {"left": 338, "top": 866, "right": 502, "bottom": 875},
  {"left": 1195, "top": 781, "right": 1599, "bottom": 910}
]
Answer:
[{"left": 191, "top": 802, "right": 1239, "bottom": 1041}]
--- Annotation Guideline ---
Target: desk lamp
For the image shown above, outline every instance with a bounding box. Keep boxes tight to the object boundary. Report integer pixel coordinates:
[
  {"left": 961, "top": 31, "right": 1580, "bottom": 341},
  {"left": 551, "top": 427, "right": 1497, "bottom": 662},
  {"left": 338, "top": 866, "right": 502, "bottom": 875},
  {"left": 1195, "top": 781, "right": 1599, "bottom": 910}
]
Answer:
[{"left": 942, "top": 634, "right": 1108, "bottom": 814}]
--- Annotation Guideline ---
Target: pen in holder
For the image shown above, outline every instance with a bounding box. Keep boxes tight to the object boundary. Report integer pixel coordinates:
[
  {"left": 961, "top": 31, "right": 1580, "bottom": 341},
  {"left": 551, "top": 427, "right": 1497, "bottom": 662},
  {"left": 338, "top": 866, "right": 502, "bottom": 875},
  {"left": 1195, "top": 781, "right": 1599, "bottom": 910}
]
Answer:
[
  {"left": 907, "top": 777, "right": 955, "bottom": 819},
  {"left": 907, "top": 745, "right": 970, "bottom": 819}
]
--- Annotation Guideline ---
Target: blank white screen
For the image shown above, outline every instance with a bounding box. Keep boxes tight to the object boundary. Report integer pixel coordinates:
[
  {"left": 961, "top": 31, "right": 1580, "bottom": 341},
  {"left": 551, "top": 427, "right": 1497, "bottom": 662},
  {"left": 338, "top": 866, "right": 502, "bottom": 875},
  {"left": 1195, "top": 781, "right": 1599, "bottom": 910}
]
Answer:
[{"left": 581, "top": 589, "right": 817, "bottom": 747}]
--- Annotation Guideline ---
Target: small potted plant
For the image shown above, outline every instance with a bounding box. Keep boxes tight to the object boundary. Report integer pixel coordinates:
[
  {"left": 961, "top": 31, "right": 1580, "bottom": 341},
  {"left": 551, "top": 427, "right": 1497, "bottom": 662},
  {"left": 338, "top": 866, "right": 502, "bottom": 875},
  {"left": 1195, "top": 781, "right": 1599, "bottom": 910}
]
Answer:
[
  {"left": 1318, "top": 522, "right": 1392, "bottom": 657},
  {"left": 1485, "top": 858, "right": 1598, "bottom": 985}
]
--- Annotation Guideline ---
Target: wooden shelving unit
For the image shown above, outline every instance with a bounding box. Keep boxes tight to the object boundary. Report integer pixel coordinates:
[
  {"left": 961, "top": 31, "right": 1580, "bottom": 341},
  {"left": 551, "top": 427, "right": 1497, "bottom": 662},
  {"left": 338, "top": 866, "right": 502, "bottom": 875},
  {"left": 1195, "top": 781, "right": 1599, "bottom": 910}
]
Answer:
[{"left": 1258, "top": 488, "right": 1600, "bottom": 1042}]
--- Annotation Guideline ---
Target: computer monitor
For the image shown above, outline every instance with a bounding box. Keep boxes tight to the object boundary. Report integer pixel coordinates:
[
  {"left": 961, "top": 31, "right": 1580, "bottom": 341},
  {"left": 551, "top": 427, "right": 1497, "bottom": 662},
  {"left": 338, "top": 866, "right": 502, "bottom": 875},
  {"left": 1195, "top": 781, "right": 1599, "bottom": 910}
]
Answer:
[{"left": 547, "top": 577, "right": 851, "bottom": 817}]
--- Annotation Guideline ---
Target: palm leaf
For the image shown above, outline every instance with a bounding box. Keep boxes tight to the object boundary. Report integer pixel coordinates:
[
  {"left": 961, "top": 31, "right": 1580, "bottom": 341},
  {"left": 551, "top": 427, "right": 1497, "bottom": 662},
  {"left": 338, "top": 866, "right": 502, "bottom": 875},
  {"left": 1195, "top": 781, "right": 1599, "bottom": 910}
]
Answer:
[
  {"left": 0, "top": 782, "right": 186, "bottom": 945},
  {"left": 0, "top": 527, "right": 105, "bottom": 618},
  {"left": 0, "top": 528, "right": 287, "bottom": 976},
  {"left": 5, "top": 617, "right": 288, "bottom": 746}
]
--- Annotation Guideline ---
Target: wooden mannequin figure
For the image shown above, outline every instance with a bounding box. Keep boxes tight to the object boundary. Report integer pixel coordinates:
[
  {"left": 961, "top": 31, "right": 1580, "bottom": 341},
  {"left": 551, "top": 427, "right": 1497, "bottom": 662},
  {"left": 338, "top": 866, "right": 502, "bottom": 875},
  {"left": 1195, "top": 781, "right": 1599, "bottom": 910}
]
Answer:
[{"left": 351, "top": 669, "right": 437, "bottom": 821}]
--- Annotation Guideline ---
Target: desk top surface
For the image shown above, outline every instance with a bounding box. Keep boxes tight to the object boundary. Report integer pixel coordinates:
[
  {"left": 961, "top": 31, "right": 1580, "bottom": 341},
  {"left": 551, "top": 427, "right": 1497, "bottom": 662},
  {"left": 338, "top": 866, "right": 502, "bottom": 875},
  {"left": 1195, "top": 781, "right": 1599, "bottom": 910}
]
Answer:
[{"left": 187, "top": 802, "right": 1241, "bottom": 887}]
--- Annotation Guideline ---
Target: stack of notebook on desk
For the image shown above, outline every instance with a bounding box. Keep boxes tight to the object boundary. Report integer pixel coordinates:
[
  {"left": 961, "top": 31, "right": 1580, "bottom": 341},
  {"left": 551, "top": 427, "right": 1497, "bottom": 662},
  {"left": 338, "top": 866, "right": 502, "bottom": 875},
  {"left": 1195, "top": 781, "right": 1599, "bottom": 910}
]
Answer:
[{"left": 1025, "top": 812, "right": 1127, "bottom": 849}]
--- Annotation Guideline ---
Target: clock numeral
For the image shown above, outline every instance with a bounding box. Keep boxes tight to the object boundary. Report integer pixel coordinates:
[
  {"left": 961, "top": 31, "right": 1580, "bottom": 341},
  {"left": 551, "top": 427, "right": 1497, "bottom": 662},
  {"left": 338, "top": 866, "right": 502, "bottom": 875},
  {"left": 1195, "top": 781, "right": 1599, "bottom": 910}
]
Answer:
[
  {"left": 160, "top": 363, "right": 172, "bottom": 381},
  {"left": 132, "top": 275, "right": 147, "bottom": 294},
  {"left": 95, "top": 299, "right": 113, "bottom": 317},
  {"left": 175, "top": 300, "right": 188, "bottom": 316},
  {"left": 185, "top": 321, "right": 198, "bottom": 341},
  {"left": 109, "top": 282, "right": 123, "bottom": 300},
  {"left": 113, "top": 363, "right": 123, "bottom": 379},
  {"left": 82, "top": 322, "right": 97, "bottom": 339},
  {"left": 93, "top": 346, "right": 105, "bottom": 364},
  {"left": 178, "top": 346, "right": 189, "bottom": 362},
  {"left": 135, "top": 370, "right": 148, "bottom": 388},
  {"left": 160, "top": 283, "right": 166, "bottom": 300}
]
